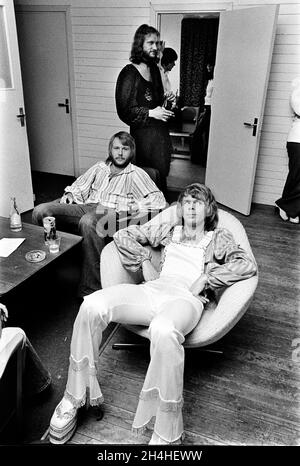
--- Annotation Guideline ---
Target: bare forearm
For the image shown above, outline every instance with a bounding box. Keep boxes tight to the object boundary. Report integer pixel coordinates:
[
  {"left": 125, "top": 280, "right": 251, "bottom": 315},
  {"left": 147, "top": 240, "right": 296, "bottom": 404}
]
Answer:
[{"left": 142, "top": 259, "right": 159, "bottom": 282}]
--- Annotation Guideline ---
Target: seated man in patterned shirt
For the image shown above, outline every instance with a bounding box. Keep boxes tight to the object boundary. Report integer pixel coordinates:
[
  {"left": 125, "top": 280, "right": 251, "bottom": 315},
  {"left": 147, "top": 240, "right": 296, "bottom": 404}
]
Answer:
[{"left": 32, "top": 131, "right": 166, "bottom": 297}]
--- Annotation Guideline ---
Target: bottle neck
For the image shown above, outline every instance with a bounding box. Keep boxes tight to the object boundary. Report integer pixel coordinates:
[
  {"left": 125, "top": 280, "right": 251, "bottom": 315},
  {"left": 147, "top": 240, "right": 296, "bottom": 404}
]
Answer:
[{"left": 11, "top": 197, "right": 19, "bottom": 214}]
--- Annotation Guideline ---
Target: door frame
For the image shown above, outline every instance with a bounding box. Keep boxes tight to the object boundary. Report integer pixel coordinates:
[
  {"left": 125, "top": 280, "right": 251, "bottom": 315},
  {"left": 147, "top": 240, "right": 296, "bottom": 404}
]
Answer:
[
  {"left": 15, "top": 4, "right": 79, "bottom": 176},
  {"left": 150, "top": 2, "right": 233, "bottom": 27},
  {"left": 0, "top": 0, "right": 34, "bottom": 216},
  {"left": 150, "top": 1, "right": 233, "bottom": 178}
]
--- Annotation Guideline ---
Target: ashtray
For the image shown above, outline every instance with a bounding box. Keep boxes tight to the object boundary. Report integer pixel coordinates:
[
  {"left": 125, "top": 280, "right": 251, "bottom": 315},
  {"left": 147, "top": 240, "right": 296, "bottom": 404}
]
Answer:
[{"left": 25, "top": 250, "right": 46, "bottom": 263}]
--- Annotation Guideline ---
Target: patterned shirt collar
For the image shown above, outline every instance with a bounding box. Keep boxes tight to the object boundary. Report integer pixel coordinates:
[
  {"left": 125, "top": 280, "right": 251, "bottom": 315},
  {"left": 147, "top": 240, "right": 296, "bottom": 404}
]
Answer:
[{"left": 105, "top": 161, "right": 135, "bottom": 176}]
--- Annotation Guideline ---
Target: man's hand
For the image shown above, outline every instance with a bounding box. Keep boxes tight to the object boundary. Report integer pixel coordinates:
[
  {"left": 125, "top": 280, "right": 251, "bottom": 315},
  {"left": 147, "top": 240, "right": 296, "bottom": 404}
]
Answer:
[
  {"left": 60, "top": 193, "right": 74, "bottom": 204},
  {"left": 0, "top": 303, "right": 8, "bottom": 322},
  {"left": 142, "top": 260, "right": 159, "bottom": 282},
  {"left": 190, "top": 274, "right": 208, "bottom": 297},
  {"left": 159, "top": 40, "right": 165, "bottom": 54},
  {"left": 128, "top": 200, "right": 140, "bottom": 215},
  {"left": 164, "top": 91, "right": 176, "bottom": 104},
  {"left": 131, "top": 199, "right": 153, "bottom": 215},
  {"left": 0, "top": 303, "right": 8, "bottom": 338},
  {"left": 149, "top": 106, "right": 174, "bottom": 122}
]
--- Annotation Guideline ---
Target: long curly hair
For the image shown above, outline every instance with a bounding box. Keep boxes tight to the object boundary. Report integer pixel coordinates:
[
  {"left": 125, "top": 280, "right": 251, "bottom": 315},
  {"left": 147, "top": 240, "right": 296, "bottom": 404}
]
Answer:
[
  {"left": 177, "top": 183, "right": 219, "bottom": 231},
  {"left": 130, "top": 24, "right": 160, "bottom": 64}
]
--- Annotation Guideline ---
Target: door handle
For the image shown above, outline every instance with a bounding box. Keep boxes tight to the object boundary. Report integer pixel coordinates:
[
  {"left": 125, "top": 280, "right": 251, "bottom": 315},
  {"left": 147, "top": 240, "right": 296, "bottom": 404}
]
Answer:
[
  {"left": 58, "top": 98, "right": 70, "bottom": 114},
  {"left": 16, "top": 108, "right": 26, "bottom": 127},
  {"left": 243, "top": 117, "right": 258, "bottom": 136}
]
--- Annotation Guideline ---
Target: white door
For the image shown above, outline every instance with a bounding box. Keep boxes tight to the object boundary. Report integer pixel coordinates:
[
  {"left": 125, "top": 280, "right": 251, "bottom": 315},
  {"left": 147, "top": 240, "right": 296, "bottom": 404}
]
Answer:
[
  {"left": 15, "top": 9, "right": 74, "bottom": 175},
  {"left": 205, "top": 5, "right": 279, "bottom": 215},
  {"left": 0, "top": 0, "right": 33, "bottom": 217}
]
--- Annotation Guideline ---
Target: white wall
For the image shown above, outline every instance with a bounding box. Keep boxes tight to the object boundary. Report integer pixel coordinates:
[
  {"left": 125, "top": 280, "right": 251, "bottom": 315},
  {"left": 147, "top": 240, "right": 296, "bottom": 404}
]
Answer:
[
  {"left": 71, "top": 0, "right": 150, "bottom": 173},
  {"left": 13, "top": 0, "right": 300, "bottom": 207},
  {"left": 159, "top": 13, "right": 182, "bottom": 94},
  {"left": 14, "top": 0, "right": 150, "bottom": 174},
  {"left": 250, "top": 1, "right": 300, "bottom": 205}
]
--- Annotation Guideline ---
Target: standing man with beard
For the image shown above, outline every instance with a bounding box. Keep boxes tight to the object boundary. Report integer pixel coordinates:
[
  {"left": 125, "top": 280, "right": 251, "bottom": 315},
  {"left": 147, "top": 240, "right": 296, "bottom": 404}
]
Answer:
[
  {"left": 32, "top": 131, "right": 166, "bottom": 297},
  {"left": 115, "top": 24, "right": 175, "bottom": 195}
]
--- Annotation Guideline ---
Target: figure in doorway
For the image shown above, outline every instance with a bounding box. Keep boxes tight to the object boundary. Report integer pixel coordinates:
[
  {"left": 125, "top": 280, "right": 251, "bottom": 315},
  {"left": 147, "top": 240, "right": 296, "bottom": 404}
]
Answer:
[
  {"left": 158, "top": 46, "right": 178, "bottom": 95},
  {"left": 191, "top": 62, "right": 214, "bottom": 166}
]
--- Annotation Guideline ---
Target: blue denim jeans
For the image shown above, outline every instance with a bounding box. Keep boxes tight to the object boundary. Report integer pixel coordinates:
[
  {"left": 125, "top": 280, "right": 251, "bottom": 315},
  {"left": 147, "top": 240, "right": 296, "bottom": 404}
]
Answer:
[{"left": 32, "top": 199, "right": 97, "bottom": 235}]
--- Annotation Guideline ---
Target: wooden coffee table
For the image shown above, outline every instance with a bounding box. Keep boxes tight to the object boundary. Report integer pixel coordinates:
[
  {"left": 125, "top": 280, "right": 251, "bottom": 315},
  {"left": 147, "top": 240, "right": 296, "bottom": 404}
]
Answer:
[{"left": 0, "top": 217, "right": 82, "bottom": 297}]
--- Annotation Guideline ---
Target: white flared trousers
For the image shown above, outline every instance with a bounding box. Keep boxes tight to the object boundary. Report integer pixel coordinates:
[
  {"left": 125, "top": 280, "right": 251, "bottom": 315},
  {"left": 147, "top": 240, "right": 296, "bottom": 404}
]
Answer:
[{"left": 65, "top": 283, "right": 202, "bottom": 443}]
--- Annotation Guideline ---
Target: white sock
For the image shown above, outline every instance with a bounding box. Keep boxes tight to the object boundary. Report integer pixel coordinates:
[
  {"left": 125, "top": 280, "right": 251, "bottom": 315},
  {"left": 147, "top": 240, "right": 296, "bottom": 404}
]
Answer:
[{"left": 278, "top": 208, "right": 288, "bottom": 221}]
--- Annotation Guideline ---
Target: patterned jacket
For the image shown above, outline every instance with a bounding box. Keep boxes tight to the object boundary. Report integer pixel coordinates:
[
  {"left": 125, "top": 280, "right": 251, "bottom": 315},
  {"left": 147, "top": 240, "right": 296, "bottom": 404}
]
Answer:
[{"left": 113, "top": 221, "right": 257, "bottom": 290}]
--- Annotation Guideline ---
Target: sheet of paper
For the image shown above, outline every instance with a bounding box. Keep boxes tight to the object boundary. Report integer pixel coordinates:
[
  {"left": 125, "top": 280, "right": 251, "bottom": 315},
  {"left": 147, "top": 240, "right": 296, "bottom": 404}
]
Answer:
[{"left": 0, "top": 238, "right": 25, "bottom": 257}]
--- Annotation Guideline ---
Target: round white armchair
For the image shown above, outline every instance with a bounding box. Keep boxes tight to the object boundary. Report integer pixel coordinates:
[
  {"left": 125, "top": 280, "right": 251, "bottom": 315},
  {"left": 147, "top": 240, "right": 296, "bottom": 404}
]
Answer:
[{"left": 100, "top": 205, "right": 258, "bottom": 348}]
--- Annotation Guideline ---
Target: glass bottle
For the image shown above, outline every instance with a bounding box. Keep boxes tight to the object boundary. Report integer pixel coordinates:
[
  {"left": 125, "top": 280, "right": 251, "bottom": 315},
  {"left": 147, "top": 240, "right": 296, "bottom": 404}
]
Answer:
[
  {"left": 127, "top": 193, "right": 135, "bottom": 214},
  {"left": 10, "top": 197, "right": 22, "bottom": 232}
]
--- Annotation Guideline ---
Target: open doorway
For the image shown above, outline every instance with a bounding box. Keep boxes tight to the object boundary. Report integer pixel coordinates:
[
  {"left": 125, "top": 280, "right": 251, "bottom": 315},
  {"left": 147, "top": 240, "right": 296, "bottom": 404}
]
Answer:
[
  {"left": 159, "top": 13, "right": 219, "bottom": 191},
  {"left": 157, "top": 5, "right": 278, "bottom": 214}
]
